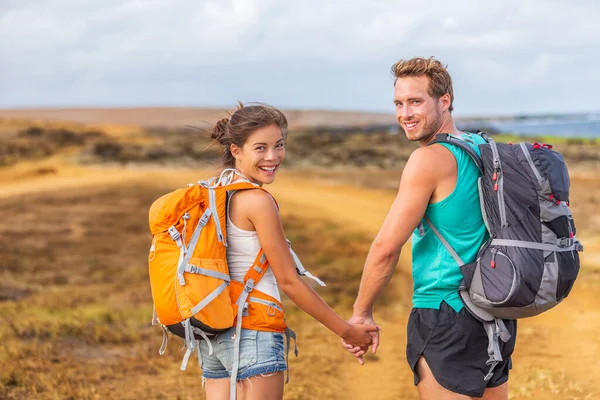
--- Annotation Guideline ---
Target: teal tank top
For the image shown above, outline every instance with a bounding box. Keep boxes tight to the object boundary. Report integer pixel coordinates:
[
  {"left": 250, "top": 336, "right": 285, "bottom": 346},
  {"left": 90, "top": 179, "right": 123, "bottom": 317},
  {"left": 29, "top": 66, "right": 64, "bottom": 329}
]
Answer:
[{"left": 411, "top": 132, "right": 489, "bottom": 312}]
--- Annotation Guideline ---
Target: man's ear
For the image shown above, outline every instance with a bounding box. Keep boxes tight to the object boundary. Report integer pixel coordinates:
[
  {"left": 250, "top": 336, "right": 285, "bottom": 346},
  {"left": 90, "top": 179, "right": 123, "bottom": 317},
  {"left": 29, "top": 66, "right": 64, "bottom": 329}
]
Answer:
[{"left": 440, "top": 93, "right": 451, "bottom": 112}]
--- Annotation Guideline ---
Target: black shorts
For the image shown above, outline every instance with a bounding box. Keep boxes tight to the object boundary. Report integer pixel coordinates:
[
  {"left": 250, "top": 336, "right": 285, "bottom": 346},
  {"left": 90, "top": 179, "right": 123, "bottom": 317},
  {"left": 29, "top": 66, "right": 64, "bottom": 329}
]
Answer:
[{"left": 406, "top": 302, "right": 517, "bottom": 398}]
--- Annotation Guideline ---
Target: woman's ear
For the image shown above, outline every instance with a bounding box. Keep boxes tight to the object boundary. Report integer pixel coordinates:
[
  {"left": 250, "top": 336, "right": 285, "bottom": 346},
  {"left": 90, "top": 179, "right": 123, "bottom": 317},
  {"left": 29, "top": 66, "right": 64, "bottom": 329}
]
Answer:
[{"left": 230, "top": 144, "right": 241, "bottom": 160}]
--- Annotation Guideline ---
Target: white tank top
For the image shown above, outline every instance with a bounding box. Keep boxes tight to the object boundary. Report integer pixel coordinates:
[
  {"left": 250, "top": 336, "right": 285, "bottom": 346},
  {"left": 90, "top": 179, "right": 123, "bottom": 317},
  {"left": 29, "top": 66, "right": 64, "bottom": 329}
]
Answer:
[{"left": 226, "top": 192, "right": 281, "bottom": 302}]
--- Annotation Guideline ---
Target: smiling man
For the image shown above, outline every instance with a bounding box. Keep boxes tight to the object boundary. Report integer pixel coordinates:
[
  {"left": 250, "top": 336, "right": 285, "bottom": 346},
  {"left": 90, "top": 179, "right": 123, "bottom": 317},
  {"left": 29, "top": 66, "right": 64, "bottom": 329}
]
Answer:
[{"left": 344, "top": 57, "right": 517, "bottom": 400}]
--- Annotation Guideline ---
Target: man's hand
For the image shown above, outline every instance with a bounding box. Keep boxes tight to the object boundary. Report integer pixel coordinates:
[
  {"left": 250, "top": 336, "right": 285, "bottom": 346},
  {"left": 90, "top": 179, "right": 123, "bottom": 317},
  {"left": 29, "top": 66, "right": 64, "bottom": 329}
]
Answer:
[{"left": 341, "top": 315, "right": 380, "bottom": 365}]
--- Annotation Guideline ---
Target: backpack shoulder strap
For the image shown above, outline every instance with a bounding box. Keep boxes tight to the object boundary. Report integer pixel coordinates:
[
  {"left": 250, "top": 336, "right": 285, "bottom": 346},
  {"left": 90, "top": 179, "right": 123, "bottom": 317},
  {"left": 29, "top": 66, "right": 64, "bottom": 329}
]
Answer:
[
  {"left": 430, "top": 133, "right": 485, "bottom": 174},
  {"left": 242, "top": 249, "right": 270, "bottom": 290},
  {"left": 423, "top": 215, "right": 464, "bottom": 265}
]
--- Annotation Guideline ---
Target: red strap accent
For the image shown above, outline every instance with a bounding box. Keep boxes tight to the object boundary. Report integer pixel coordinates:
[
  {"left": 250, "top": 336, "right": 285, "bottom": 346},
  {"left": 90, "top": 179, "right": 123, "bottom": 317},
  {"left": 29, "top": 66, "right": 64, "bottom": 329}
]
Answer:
[
  {"left": 492, "top": 172, "right": 497, "bottom": 181},
  {"left": 549, "top": 194, "right": 554, "bottom": 200},
  {"left": 494, "top": 183, "right": 499, "bottom": 191},
  {"left": 490, "top": 260, "right": 496, "bottom": 269},
  {"left": 533, "top": 142, "right": 541, "bottom": 149}
]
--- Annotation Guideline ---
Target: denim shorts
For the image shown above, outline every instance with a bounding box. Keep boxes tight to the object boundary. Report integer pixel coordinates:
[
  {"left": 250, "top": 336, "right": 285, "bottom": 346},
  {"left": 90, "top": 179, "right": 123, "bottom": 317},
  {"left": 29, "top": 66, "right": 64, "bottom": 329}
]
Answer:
[{"left": 199, "top": 327, "right": 288, "bottom": 380}]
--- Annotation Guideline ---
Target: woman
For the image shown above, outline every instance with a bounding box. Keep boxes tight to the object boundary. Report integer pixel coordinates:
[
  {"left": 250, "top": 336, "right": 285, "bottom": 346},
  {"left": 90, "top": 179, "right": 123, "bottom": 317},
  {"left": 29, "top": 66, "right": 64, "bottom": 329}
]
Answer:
[{"left": 199, "top": 103, "right": 379, "bottom": 400}]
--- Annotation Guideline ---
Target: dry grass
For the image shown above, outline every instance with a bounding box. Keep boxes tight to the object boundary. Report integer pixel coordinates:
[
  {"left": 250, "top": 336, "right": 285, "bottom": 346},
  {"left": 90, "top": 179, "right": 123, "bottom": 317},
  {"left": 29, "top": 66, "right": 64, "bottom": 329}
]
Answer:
[
  {"left": 1, "top": 169, "right": 598, "bottom": 399},
  {"left": 0, "top": 182, "right": 387, "bottom": 400},
  {"left": 1, "top": 114, "right": 600, "bottom": 399}
]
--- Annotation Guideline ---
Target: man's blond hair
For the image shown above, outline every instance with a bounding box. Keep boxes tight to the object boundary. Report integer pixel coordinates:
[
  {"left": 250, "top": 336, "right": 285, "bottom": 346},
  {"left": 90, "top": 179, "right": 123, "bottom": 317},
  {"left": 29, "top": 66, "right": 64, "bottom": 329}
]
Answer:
[{"left": 391, "top": 57, "right": 454, "bottom": 112}]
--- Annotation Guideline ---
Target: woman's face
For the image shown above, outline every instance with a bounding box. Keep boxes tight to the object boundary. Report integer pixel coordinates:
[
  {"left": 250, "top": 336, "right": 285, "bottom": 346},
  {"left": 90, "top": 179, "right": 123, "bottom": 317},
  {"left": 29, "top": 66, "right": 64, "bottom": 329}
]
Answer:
[{"left": 231, "top": 124, "right": 286, "bottom": 185}]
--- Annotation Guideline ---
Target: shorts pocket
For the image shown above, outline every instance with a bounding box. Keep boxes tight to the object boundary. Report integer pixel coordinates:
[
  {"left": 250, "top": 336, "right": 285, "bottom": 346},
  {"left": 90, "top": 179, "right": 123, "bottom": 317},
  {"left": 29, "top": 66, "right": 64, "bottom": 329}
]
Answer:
[
  {"left": 217, "top": 329, "right": 258, "bottom": 372},
  {"left": 272, "top": 332, "right": 285, "bottom": 361}
]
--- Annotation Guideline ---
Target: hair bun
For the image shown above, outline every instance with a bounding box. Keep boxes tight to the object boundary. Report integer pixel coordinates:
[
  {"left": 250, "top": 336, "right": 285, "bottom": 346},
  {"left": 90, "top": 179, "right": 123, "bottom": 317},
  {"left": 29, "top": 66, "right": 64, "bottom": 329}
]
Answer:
[{"left": 211, "top": 117, "right": 229, "bottom": 144}]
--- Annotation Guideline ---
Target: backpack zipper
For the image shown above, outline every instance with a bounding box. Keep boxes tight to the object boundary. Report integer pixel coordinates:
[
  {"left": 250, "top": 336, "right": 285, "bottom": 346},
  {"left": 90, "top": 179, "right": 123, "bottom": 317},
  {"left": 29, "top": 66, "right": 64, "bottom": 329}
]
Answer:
[
  {"left": 249, "top": 297, "right": 283, "bottom": 316},
  {"left": 484, "top": 249, "right": 518, "bottom": 306},
  {"left": 520, "top": 142, "right": 544, "bottom": 185},
  {"left": 567, "top": 216, "right": 576, "bottom": 260},
  {"left": 489, "top": 141, "right": 507, "bottom": 227},
  {"left": 478, "top": 177, "right": 491, "bottom": 233}
]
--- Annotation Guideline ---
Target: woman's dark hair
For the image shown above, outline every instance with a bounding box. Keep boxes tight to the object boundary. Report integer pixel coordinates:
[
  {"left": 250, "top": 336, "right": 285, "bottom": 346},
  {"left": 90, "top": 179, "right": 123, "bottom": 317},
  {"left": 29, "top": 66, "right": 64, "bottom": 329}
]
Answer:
[{"left": 210, "top": 102, "right": 288, "bottom": 169}]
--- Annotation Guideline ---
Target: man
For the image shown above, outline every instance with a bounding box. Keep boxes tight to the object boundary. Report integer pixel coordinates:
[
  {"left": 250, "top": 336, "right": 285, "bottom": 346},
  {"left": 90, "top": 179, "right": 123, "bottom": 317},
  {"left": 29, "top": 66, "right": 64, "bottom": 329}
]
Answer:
[{"left": 343, "top": 57, "right": 517, "bottom": 399}]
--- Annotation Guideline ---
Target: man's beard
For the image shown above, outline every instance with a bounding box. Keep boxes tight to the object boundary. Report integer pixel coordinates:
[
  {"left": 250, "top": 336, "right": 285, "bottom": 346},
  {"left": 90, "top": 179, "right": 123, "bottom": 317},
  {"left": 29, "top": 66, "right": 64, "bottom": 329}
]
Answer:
[{"left": 407, "top": 108, "right": 444, "bottom": 142}]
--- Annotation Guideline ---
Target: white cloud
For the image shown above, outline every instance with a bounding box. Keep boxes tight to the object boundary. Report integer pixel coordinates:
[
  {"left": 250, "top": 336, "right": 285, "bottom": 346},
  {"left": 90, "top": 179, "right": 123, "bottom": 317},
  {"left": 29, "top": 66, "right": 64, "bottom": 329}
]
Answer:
[{"left": 0, "top": 0, "right": 599, "bottom": 115}]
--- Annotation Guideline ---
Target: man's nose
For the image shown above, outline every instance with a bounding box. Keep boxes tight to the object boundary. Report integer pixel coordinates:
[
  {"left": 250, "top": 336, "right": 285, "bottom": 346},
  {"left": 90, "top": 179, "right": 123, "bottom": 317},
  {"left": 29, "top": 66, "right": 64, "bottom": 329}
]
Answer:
[{"left": 402, "top": 105, "right": 414, "bottom": 119}]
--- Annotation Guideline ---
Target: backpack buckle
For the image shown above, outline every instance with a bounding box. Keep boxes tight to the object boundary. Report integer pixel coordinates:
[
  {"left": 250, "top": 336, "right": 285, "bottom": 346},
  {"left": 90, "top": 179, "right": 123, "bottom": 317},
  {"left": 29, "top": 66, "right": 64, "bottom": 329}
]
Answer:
[
  {"left": 558, "top": 238, "right": 574, "bottom": 247},
  {"left": 168, "top": 226, "right": 181, "bottom": 241},
  {"left": 244, "top": 280, "right": 255, "bottom": 293},
  {"left": 199, "top": 209, "right": 212, "bottom": 227}
]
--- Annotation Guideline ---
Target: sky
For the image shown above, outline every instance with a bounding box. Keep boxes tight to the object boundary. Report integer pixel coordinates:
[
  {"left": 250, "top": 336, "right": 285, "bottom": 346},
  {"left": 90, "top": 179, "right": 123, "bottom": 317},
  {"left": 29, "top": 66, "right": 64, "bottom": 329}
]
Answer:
[{"left": 1, "top": 0, "right": 599, "bottom": 116}]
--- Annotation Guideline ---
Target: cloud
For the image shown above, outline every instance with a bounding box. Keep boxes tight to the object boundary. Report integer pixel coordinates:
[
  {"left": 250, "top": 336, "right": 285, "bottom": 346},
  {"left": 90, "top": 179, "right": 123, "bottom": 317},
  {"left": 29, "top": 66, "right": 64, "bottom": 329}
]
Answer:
[{"left": 1, "top": 0, "right": 599, "bottom": 115}]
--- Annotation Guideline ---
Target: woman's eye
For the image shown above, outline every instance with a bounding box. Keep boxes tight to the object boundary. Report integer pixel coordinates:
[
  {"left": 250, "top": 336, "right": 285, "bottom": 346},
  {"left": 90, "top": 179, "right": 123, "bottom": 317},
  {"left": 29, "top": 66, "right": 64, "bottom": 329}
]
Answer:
[{"left": 276, "top": 143, "right": 285, "bottom": 148}]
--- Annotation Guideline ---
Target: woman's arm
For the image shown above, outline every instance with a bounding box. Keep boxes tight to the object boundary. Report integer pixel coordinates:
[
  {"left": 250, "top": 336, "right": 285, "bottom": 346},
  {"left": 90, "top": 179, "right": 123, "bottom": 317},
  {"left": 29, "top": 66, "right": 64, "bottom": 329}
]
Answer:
[{"left": 236, "top": 189, "right": 378, "bottom": 348}]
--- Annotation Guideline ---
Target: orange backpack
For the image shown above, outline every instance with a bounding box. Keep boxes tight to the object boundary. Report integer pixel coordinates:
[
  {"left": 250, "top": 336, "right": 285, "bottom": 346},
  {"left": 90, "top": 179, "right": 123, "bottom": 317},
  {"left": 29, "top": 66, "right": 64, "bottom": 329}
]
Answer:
[{"left": 148, "top": 169, "right": 324, "bottom": 398}]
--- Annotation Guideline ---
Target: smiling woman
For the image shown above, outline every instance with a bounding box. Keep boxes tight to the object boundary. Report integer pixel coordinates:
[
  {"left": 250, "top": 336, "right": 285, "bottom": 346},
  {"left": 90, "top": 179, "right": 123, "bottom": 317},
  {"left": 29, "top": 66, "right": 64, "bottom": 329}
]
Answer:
[
  {"left": 179, "top": 102, "right": 380, "bottom": 400},
  {"left": 209, "top": 103, "right": 288, "bottom": 181},
  {"left": 207, "top": 104, "right": 289, "bottom": 173}
]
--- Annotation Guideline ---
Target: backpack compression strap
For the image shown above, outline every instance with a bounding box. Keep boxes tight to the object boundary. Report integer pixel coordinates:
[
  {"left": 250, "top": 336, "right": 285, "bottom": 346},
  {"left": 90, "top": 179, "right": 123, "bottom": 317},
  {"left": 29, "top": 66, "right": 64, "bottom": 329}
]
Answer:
[{"left": 230, "top": 250, "right": 270, "bottom": 400}]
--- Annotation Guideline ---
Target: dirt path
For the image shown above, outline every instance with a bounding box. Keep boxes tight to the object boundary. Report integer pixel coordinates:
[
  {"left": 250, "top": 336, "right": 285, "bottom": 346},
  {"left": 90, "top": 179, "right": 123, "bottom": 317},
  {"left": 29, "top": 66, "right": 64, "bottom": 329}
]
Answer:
[
  {"left": 269, "top": 175, "right": 418, "bottom": 400},
  {"left": 271, "top": 173, "right": 600, "bottom": 400},
  {"left": 1, "top": 166, "right": 598, "bottom": 399}
]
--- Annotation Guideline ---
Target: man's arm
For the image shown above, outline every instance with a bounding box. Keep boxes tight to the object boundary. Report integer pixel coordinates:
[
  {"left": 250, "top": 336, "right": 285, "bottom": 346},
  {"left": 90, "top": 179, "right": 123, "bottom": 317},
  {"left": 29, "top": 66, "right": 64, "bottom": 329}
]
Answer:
[
  {"left": 352, "top": 147, "right": 440, "bottom": 317},
  {"left": 343, "top": 147, "right": 446, "bottom": 363}
]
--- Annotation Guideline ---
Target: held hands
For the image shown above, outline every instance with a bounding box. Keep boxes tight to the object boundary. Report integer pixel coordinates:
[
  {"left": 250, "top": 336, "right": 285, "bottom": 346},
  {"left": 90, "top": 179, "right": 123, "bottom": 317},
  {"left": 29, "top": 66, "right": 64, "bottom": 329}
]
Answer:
[
  {"left": 341, "top": 321, "right": 380, "bottom": 349},
  {"left": 341, "top": 315, "right": 380, "bottom": 365}
]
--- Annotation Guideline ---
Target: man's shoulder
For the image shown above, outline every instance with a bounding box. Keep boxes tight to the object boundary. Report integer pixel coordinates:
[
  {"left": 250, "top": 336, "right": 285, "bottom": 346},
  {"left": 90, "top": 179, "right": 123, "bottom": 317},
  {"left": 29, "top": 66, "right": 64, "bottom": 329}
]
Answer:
[
  {"left": 411, "top": 143, "right": 454, "bottom": 160},
  {"left": 405, "top": 145, "right": 457, "bottom": 181},
  {"left": 410, "top": 143, "right": 457, "bottom": 168}
]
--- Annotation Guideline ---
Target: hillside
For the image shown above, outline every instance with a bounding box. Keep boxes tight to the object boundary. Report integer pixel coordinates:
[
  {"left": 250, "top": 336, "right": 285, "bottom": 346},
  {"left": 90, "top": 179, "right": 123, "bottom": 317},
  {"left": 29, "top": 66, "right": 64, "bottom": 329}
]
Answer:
[
  {"left": 1, "top": 118, "right": 599, "bottom": 399},
  {"left": 0, "top": 107, "right": 398, "bottom": 130}
]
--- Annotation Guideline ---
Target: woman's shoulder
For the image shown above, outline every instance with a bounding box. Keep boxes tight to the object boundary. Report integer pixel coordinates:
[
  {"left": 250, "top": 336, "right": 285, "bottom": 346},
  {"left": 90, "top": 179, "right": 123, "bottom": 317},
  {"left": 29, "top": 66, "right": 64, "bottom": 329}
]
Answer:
[{"left": 230, "top": 187, "right": 277, "bottom": 209}]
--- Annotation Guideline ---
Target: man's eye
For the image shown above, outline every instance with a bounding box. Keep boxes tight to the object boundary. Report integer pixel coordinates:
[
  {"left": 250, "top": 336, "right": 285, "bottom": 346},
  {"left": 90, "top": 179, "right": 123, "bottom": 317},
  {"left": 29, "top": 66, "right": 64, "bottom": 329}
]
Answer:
[
  {"left": 255, "top": 147, "right": 265, "bottom": 151},
  {"left": 276, "top": 143, "right": 285, "bottom": 148},
  {"left": 412, "top": 100, "right": 420, "bottom": 105}
]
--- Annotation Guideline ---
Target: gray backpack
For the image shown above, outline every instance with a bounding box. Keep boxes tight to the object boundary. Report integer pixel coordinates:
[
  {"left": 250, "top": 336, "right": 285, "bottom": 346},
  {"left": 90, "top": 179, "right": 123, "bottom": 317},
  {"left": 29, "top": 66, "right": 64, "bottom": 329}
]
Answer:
[{"left": 425, "top": 131, "right": 583, "bottom": 380}]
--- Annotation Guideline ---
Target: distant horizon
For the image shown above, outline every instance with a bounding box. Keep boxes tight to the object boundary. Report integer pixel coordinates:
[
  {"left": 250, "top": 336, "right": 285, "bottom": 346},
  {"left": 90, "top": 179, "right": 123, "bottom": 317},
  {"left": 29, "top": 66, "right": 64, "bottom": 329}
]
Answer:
[{"left": 0, "top": 104, "right": 598, "bottom": 121}]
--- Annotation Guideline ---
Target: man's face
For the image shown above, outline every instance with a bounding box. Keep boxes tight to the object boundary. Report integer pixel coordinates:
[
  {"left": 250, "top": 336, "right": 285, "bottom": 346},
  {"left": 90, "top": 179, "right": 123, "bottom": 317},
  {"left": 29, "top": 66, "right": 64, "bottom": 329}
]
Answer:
[{"left": 393, "top": 75, "right": 446, "bottom": 143}]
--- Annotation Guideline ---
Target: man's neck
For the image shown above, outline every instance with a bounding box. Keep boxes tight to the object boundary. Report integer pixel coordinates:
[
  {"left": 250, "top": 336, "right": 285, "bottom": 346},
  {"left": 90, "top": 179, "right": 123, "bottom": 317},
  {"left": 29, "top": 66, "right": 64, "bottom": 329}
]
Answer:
[
  {"left": 438, "top": 115, "right": 459, "bottom": 136},
  {"left": 419, "top": 114, "right": 458, "bottom": 146}
]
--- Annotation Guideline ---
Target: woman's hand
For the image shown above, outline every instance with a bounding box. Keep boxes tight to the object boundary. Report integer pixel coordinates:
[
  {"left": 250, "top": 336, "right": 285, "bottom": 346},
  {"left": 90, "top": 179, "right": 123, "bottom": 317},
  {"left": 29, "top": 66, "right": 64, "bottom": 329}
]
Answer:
[
  {"left": 341, "top": 315, "right": 380, "bottom": 365},
  {"left": 341, "top": 323, "right": 380, "bottom": 349}
]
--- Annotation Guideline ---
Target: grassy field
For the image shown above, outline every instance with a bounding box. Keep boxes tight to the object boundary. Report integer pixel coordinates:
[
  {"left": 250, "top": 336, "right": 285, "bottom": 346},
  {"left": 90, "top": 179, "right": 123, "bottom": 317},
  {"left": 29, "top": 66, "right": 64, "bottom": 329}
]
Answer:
[
  {"left": 0, "top": 181, "right": 390, "bottom": 399},
  {"left": 1, "top": 117, "right": 599, "bottom": 399}
]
